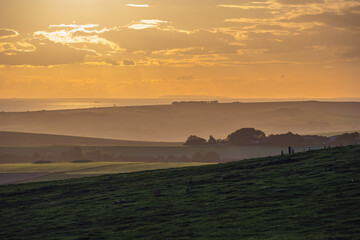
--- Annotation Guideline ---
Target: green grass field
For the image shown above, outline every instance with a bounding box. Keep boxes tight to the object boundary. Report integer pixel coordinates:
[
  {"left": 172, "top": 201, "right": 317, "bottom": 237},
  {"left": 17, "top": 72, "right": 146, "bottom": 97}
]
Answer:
[
  {"left": 0, "top": 145, "right": 359, "bottom": 239},
  {"left": 0, "top": 162, "right": 209, "bottom": 184}
]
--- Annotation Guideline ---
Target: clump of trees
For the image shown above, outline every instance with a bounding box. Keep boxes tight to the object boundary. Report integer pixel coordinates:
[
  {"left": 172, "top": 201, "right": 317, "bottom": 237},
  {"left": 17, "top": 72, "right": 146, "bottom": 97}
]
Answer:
[
  {"left": 331, "top": 132, "right": 360, "bottom": 145},
  {"left": 184, "top": 128, "right": 360, "bottom": 147},
  {"left": 184, "top": 135, "right": 207, "bottom": 145},
  {"left": 184, "top": 135, "right": 225, "bottom": 145},
  {"left": 184, "top": 128, "right": 267, "bottom": 146},
  {"left": 227, "top": 128, "right": 265, "bottom": 145},
  {"left": 265, "top": 132, "right": 304, "bottom": 146},
  {"left": 61, "top": 146, "right": 83, "bottom": 161}
]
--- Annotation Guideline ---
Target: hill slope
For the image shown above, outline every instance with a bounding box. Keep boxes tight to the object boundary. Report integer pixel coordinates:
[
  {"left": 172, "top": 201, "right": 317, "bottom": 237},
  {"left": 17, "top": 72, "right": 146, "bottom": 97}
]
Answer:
[
  {"left": 0, "top": 101, "right": 359, "bottom": 141},
  {"left": 0, "top": 145, "right": 359, "bottom": 239},
  {"left": 0, "top": 131, "right": 180, "bottom": 147}
]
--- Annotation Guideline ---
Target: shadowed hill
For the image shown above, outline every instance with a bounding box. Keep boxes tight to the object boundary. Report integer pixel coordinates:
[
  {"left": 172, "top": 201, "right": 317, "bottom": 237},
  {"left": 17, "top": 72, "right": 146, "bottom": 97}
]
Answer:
[
  {"left": 0, "top": 101, "right": 359, "bottom": 141},
  {"left": 0, "top": 131, "right": 181, "bottom": 147},
  {"left": 0, "top": 145, "right": 359, "bottom": 239}
]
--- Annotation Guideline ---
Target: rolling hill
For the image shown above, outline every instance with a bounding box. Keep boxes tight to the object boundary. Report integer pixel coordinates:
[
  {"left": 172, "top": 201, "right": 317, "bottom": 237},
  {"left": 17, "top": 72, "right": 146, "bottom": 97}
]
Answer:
[
  {"left": 0, "top": 145, "right": 359, "bottom": 239},
  {"left": 0, "top": 101, "right": 359, "bottom": 141},
  {"left": 0, "top": 131, "right": 180, "bottom": 147}
]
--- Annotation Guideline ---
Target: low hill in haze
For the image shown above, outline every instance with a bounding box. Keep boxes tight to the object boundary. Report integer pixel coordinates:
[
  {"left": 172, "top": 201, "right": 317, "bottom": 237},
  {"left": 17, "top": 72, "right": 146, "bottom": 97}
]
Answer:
[
  {"left": 0, "top": 101, "right": 359, "bottom": 141},
  {"left": 0, "top": 145, "right": 359, "bottom": 239},
  {"left": 0, "top": 131, "right": 180, "bottom": 147}
]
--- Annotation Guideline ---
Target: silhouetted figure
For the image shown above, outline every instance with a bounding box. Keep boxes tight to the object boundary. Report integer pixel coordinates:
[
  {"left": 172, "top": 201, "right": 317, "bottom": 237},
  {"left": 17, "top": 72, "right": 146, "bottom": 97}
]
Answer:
[
  {"left": 288, "top": 146, "right": 292, "bottom": 154},
  {"left": 281, "top": 150, "right": 284, "bottom": 156}
]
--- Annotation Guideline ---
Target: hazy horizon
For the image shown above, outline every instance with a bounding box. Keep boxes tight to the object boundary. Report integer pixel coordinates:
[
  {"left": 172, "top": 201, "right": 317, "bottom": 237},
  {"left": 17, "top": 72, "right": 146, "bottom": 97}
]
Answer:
[{"left": 1, "top": 97, "right": 360, "bottom": 112}]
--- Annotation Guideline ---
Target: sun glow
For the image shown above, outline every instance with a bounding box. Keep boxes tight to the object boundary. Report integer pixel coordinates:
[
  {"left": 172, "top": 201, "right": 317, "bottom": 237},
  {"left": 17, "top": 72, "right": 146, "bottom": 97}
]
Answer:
[{"left": 0, "top": 0, "right": 359, "bottom": 98}]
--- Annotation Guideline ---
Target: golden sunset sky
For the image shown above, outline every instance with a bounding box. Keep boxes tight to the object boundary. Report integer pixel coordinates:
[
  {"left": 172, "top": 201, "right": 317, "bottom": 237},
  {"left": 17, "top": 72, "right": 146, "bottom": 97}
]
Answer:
[{"left": 0, "top": 0, "right": 359, "bottom": 98}]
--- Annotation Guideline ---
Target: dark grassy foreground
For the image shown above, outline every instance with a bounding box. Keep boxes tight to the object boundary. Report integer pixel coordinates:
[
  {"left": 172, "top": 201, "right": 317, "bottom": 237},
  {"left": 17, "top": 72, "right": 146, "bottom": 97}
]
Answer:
[{"left": 1, "top": 146, "right": 360, "bottom": 239}]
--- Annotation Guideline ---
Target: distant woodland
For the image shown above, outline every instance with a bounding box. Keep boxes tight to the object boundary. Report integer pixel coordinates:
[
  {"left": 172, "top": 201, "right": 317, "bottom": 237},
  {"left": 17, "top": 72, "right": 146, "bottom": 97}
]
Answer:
[{"left": 185, "top": 128, "right": 360, "bottom": 147}]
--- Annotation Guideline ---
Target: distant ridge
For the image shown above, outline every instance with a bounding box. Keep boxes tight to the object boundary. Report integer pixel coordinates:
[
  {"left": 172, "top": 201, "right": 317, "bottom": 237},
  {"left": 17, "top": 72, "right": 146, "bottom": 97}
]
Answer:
[
  {"left": 0, "top": 131, "right": 181, "bottom": 147},
  {"left": 0, "top": 101, "right": 359, "bottom": 141}
]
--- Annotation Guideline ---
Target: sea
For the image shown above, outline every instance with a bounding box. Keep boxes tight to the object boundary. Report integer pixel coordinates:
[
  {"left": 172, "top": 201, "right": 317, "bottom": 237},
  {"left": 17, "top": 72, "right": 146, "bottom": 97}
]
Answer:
[
  {"left": 0, "top": 98, "right": 359, "bottom": 112},
  {"left": 0, "top": 98, "right": 176, "bottom": 112}
]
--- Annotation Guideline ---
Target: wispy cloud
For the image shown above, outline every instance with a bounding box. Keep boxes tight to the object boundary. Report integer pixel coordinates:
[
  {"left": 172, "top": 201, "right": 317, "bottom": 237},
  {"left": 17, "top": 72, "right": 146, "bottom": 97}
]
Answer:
[
  {"left": 34, "top": 24, "right": 121, "bottom": 55},
  {"left": 217, "top": 4, "right": 269, "bottom": 10},
  {"left": 126, "top": 4, "right": 149, "bottom": 8},
  {"left": 49, "top": 24, "right": 99, "bottom": 29},
  {"left": 0, "top": 28, "right": 20, "bottom": 39},
  {"left": 128, "top": 20, "right": 167, "bottom": 30},
  {"left": 0, "top": 40, "right": 36, "bottom": 53}
]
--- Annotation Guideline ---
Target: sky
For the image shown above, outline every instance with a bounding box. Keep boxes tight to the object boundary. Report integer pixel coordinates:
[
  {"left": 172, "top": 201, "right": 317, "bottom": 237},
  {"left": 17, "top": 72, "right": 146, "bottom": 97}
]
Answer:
[{"left": 0, "top": 0, "right": 359, "bottom": 98}]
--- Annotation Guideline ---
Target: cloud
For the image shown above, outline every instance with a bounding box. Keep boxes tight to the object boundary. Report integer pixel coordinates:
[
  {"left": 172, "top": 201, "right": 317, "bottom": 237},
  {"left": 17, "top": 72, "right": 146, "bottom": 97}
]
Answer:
[
  {"left": 217, "top": 4, "right": 269, "bottom": 10},
  {"left": 102, "top": 28, "right": 237, "bottom": 54},
  {"left": 176, "top": 75, "right": 195, "bottom": 80},
  {"left": 288, "top": 6, "right": 360, "bottom": 28},
  {"left": 276, "top": 0, "right": 325, "bottom": 5},
  {"left": 105, "top": 59, "right": 120, "bottom": 66},
  {"left": 126, "top": 4, "right": 149, "bottom": 7},
  {"left": 152, "top": 47, "right": 208, "bottom": 56},
  {"left": 49, "top": 24, "right": 100, "bottom": 29},
  {"left": 123, "top": 59, "right": 135, "bottom": 65},
  {"left": 0, "top": 41, "right": 90, "bottom": 66},
  {"left": 341, "top": 47, "right": 360, "bottom": 58},
  {"left": 1, "top": 0, "right": 358, "bottom": 69},
  {"left": 0, "top": 28, "right": 19, "bottom": 39},
  {"left": 128, "top": 20, "right": 168, "bottom": 30},
  {"left": 34, "top": 24, "right": 121, "bottom": 55}
]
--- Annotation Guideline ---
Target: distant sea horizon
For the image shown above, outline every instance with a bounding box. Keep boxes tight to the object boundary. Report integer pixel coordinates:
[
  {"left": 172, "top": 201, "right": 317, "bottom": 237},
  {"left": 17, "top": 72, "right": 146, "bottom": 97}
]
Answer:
[{"left": 0, "top": 97, "right": 359, "bottom": 112}]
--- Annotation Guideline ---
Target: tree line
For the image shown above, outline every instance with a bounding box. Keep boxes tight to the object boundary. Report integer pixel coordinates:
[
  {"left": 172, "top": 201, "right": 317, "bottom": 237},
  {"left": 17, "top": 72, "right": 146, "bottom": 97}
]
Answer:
[{"left": 184, "top": 128, "right": 360, "bottom": 146}]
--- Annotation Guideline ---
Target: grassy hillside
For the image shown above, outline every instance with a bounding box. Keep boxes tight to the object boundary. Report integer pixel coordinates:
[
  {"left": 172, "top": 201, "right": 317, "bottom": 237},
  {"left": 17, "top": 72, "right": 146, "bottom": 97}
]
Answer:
[
  {"left": 0, "top": 145, "right": 359, "bottom": 239},
  {"left": 0, "top": 101, "right": 359, "bottom": 141},
  {"left": 0, "top": 131, "right": 181, "bottom": 147},
  {"left": 0, "top": 162, "right": 209, "bottom": 184}
]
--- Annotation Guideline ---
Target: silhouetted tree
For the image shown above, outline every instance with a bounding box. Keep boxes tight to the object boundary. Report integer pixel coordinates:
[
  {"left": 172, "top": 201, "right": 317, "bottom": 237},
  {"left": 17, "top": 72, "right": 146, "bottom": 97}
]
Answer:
[
  {"left": 178, "top": 155, "right": 190, "bottom": 162},
  {"left": 265, "top": 132, "right": 304, "bottom": 146},
  {"left": 73, "top": 146, "right": 83, "bottom": 159},
  {"left": 208, "top": 135, "right": 217, "bottom": 145},
  {"left": 61, "top": 146, "right": 83, "bottom": 161},
  {"left": 203, "top": 151, "right": 221, "bottom": 162},
  {"left": 191, "top": 152, "right": 203, "bottom": 162},
  {"left": 166, "top": 155, "right": 178, "bottom": 162},
  {"left": 227, "top": 128, "right": 266, "bottom": 145},
  {"left": 216, "top": 138, "right": 228, "bottom": 144},
  {"left": 331, "top": 132, "right": 359, "bottom": 145},
  {"left": 32, "top": 152, "right": 40, "bottom": 161},
  {"left": 184, "top": 135, "right": 207, "bottom": 145}
]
